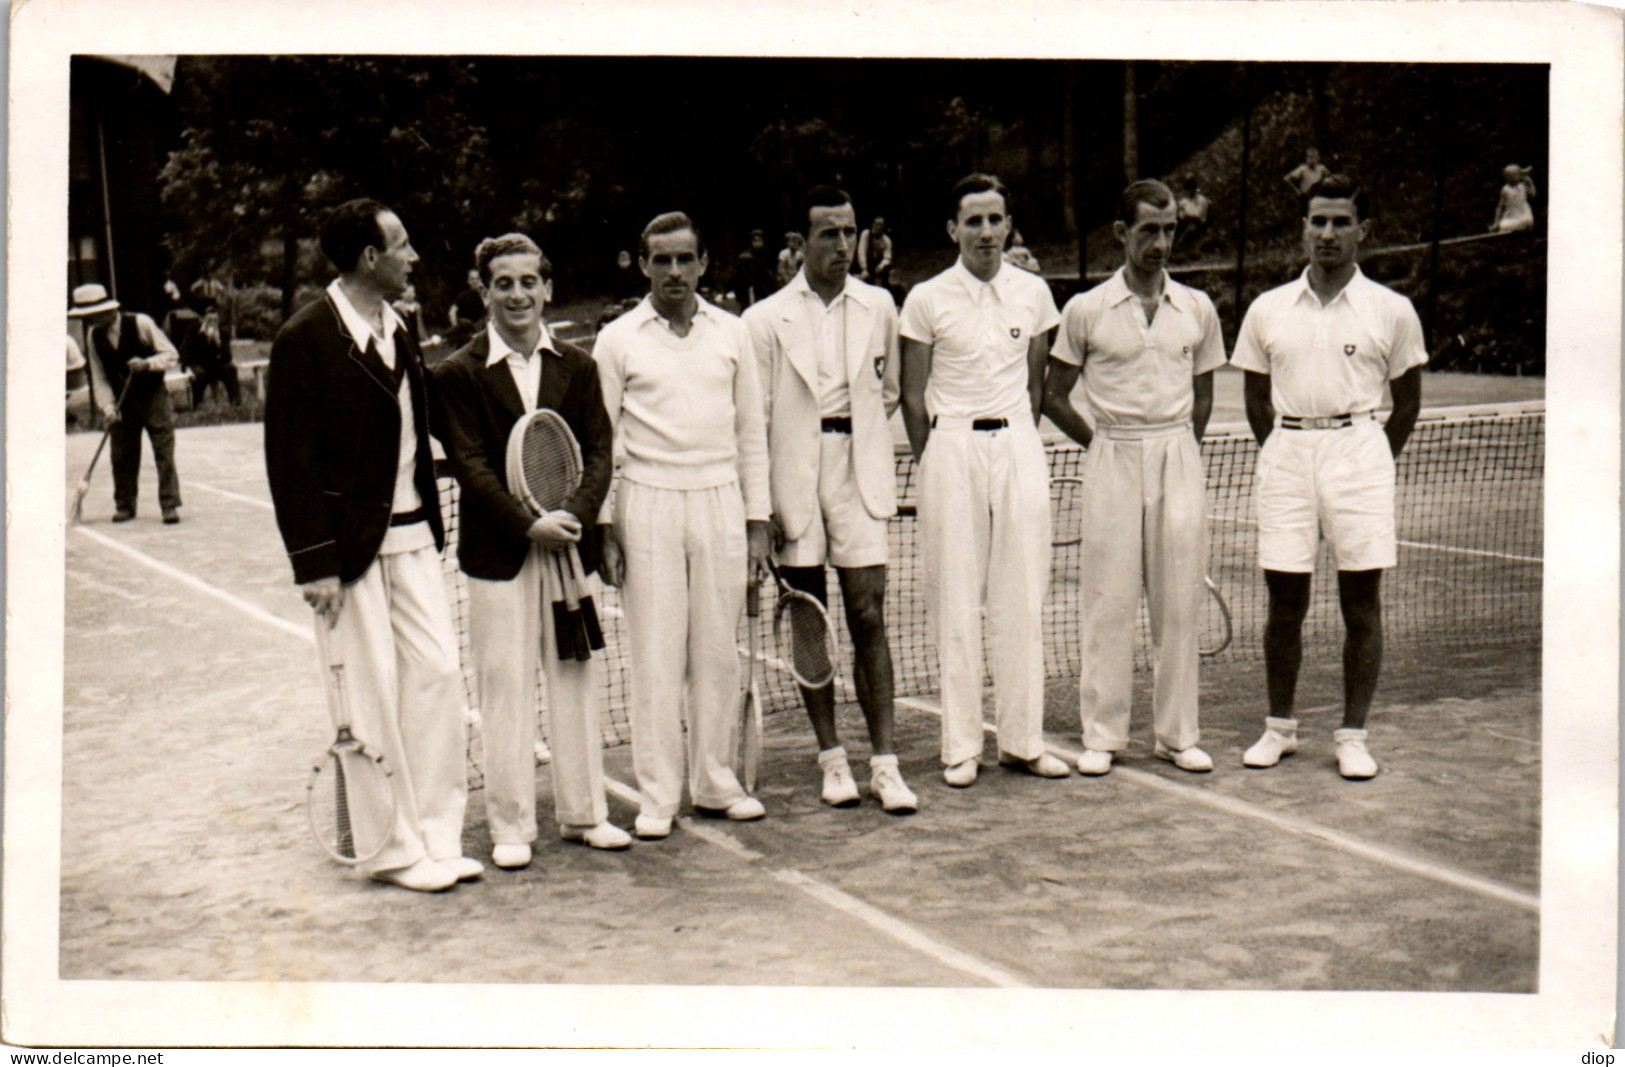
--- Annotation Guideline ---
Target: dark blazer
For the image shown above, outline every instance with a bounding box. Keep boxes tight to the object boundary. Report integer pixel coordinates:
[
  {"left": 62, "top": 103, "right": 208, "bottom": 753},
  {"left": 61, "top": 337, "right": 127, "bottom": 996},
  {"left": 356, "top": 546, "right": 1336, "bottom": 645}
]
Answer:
[
  {"left": 431, "top": 328, "right": 612, "bottom": 581},
  {"left": 264, "top": 292, "right": 445, "bottom": 586}
]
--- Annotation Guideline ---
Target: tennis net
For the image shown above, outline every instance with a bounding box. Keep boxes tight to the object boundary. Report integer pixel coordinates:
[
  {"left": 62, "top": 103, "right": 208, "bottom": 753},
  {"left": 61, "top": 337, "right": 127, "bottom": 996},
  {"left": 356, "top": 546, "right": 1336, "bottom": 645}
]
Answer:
[{"left": 439, "top": 401, "right": 1543, "bottom": 789}]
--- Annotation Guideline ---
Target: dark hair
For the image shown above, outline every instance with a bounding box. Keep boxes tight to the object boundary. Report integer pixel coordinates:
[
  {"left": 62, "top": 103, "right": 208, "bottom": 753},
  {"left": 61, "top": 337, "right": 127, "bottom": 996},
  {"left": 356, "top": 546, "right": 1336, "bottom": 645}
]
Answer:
[
  {"left": 320, "top": 198, "right": 391, "bottom": 274},
  {"left": 801, "top": 185, "right": 853, "bottom": 232},
  {"left": 947, "top": 173, "right": 1009, "bottom": 221},
  {"left": 639, "top": 211, "right": 706, "bottom": 260},
  {"left": 1118, "top": 179, "right": 1176, "bottom": 225},
  {"left": 474, "top": 233, "right": 552, "bottom": 285},
  {"left": 1303, "top": 173, "right": 1370, "bottom": 221}
]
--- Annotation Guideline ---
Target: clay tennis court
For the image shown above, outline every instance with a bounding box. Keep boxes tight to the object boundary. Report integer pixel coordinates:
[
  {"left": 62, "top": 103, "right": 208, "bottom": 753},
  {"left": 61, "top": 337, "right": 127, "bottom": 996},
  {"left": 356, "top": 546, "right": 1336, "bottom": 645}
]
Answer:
[{"left": 59, "top": 368, "right": 1540, "bottom": 993}]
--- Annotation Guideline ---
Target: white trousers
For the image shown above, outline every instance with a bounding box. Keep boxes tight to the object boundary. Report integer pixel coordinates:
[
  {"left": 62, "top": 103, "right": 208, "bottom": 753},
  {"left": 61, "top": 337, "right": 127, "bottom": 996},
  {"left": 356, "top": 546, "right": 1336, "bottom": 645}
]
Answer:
[
  {"left": 920, "top": 420, "right": 1051, "bottom": 766},
  {"left": 1078, "top": 425, "right": 1205, "bottom": 752},
  {"left": 315, "top": 545, "right": 467, "bottom": 875},
  {"left": 615, "top": 480, "right": 749, "bottom": 818},
  {"left": 467, "top": 547, "right": 610, "bottom": 845}
]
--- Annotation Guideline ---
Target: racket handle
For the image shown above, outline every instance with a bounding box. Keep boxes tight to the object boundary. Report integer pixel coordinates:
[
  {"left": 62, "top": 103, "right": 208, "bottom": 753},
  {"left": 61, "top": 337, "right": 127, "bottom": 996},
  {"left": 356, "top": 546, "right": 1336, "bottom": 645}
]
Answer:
[
  {"left": 567, "top": 546, "right": 605, "bottom": 651},
  {"left": 746, "top": 581, "right": 760, "bottom": 619}
]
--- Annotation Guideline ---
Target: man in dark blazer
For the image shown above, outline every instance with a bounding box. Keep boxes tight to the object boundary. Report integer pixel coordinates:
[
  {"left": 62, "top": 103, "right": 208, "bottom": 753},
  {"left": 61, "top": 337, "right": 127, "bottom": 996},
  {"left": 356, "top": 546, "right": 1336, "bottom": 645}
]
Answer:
[
  {"left": 265, "top": 198, "right": 481, "bottom": 893},
  {"left": 433, "top": 233, "right": 630, "bottom": 870}
]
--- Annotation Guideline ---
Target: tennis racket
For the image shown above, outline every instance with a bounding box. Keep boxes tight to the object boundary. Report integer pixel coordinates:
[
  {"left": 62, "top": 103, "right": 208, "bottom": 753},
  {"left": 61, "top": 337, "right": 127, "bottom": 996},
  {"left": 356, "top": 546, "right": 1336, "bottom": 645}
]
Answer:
[
  {"left": 69, "top": 374, "right": 135, "bottom": 524},
  {"left": 306, "top": 636, "right": 397, "bottom": 866},
  {"left": 740, "top": 578, "right": 764, "bottom": 792},
  {"left": 766, "top": 559, "right": 838, "bottom": 690},
  {"left": 505, "top": 410, "right": 599, "bottom": 660},
  {"left": 1051, "top": 475, "right": 1232, "bottom": 656}
]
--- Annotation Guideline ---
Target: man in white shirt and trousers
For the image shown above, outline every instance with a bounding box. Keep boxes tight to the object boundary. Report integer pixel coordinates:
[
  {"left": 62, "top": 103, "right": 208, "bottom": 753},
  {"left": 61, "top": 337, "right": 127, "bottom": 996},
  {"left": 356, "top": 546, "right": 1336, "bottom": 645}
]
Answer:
[
  {"left": 1043, "top": 179, "right": 1226, "bottom": 776},
  {"left": 1230, "top": 174, "right": 1426, "bottom": 779},
  {"left": 900, "top": 173, "right": 1072, "bottom": 788},
  {"left": 595, "top": 211, "right": 772, "bottom": 839},
  {"left": 744, "top": 186, "right": 917, "bottom": 814}
]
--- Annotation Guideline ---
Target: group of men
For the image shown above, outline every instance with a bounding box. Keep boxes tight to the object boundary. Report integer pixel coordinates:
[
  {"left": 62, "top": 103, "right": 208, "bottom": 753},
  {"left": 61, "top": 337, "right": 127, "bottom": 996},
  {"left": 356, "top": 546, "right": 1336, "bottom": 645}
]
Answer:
[{"left": 259, "top": 164, "right": 1425, "bottom": 893}]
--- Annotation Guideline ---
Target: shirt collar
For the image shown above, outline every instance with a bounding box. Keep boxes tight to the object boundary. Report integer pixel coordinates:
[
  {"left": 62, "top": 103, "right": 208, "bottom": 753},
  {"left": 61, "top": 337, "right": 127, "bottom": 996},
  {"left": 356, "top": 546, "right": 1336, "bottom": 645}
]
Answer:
[
  {"left": 626, "top": 293, "right": 721, "bottom": 333},
  {"left": 786, "top": 268, "right": 872, "bottom": 310},
  {"left": 1290, "top": 264, "right": 1369, "bottom": 309},
  {"left": 950, "top": 256, "right": 1015, "bottom": 301},
  {"left": 1100, "top": 268, "right": 1192, "bottom": 313},
  {"left": 326, "top": 278, "right": 405, "bottom": 352},
  {"left": 483, "top": 320, "right": 557, "bottom": 368}
]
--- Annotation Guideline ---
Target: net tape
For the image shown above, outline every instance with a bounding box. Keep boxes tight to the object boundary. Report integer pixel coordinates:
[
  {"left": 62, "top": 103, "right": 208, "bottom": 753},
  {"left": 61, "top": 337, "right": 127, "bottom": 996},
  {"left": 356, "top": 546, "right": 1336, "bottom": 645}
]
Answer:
[{"left": 440, "top": 403, "right": 1543, "bottom": 789}]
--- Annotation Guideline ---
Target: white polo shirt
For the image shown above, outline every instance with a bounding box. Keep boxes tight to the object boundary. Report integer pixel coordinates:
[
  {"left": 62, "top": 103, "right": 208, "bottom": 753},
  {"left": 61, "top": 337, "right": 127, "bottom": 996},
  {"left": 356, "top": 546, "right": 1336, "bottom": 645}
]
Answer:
[
  {"left": 1230, "top": 267, "right": 1428, "bottom": 418},
  {"left": 1052, "top": 268, "right": 1227, "bottom": 427},
  {"left": 593, "top": 295, "right": 770, "bottom": 523},
  {"left": 327, "top": 279, "right": 430, "bottom": 556},
  {"left": 900, "top": 258, "right": 1060, "bottom": 422}
]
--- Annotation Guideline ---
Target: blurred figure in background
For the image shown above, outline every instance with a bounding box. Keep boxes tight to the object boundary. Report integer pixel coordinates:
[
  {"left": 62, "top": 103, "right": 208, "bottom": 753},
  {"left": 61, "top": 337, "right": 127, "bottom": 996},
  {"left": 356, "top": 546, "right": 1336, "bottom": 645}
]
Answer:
[
  {"left": 1284, "top": 147, "right": 1330, "bottom": 198},
  {"left": 776, "top": 231, "right": 806, "bottom": 289},
  {"left": 1489, "top": 164, "right": 1537, "bottom": 234},
  {"left": 855, "top": 215, "right": 893, "bottom": 289},
  {"left": 1175, "top": 174, "right": 1212, "bottom": 260},
  {"left": 181, "top": 300, "right": 242, "bottom": 409}
]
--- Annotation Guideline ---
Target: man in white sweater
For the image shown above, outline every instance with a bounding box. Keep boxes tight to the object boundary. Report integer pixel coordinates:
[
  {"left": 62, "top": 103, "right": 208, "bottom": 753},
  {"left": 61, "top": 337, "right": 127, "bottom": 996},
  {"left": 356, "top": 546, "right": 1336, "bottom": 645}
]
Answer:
[{"left": 595, "top": 211, "right": 772, "bottom": 839}]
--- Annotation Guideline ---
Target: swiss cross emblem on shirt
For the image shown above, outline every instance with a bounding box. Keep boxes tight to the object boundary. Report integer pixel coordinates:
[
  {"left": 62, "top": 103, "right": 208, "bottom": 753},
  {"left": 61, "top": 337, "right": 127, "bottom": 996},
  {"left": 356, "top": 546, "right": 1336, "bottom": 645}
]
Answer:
[
  {"left": 1010, "top": 327, "right": 1022, "bottom": 339},
  {"left": 1344, "top": 344, "right": 1357, "bottom": 357}
]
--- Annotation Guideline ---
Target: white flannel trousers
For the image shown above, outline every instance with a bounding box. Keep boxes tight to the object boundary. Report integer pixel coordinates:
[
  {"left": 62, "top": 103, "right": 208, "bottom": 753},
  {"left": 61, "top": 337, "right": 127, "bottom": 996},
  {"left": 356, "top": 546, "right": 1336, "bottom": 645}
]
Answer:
[
  {"left": 920, "top": 418, "right": 1052, "bottom": 766},
  {"left": 1078, "top": 424, "right": 1205, "bottom": 752},
  {"left": 314, "top": 544, "right": 468, "bottom": 875},
  {"left": 467, "top": 546, "right": 610, "bottom": 845},
  {"left": 616, "top": 480, "right": 750, "bottom": 818}
]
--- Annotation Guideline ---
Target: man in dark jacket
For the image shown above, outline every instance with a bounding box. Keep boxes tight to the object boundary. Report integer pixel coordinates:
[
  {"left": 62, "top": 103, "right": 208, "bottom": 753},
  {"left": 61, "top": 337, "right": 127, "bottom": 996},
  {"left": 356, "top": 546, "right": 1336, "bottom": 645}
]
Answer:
[
  {"left": 433, "top": 233, "right": 631, "bottom": 870},
  {"left": 264, "top": 198, "right": 480, "bottom": 893}
]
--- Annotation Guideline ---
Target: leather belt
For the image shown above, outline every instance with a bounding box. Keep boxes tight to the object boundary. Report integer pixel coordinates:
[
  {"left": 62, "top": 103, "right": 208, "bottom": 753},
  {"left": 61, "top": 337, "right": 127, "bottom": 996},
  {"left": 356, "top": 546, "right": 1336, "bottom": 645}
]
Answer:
[
  {"left": 820, "top": 416, "right": 853, "bottom": 434},
  {"left": 389, "top": 507, "right": 429, "bottom": 526},
  {"left": 1279, "top": 412, "right": 1375, "bottom": 430},
  {"left": 931, "top": 416, "right": 1009, "bottom": 431}
]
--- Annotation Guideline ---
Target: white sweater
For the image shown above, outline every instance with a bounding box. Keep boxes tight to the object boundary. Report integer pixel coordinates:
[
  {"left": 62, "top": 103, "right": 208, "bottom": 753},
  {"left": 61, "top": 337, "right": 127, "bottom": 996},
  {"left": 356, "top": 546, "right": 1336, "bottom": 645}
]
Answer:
[{"left": 594, "top": 296, "right": 769, "bottom": 523}]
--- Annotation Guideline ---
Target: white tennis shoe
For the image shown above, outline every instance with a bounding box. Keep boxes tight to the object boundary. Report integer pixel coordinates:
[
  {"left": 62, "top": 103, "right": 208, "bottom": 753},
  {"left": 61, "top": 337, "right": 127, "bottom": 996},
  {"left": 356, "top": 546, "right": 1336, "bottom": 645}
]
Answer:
[
  {"left": 492, "top": 843, "right": 532, "bottom": 869},
  {"left": 818, "top": 746, "right": 861, "bottom": 807},
  {"left": 1076, "top": 748, "right": 1114, "bottom": 776},
  {"left": 868, "top": 755, "right": 918, "bottom": 814},
  {"left": 560, "top": 822, "right": 633, "bottom": 850},
  {"left": 1334, "top": 728, "right": 1379, "bottom": 779},
  {"left": 1153, "top": 741, "right": 1213, "bottom": 773},
  {"left": 942, "top": 759, "right": 979, "bottom": 788},
  {"left": 1243, "top": 717, "right": 1299, "bottom": 768}
]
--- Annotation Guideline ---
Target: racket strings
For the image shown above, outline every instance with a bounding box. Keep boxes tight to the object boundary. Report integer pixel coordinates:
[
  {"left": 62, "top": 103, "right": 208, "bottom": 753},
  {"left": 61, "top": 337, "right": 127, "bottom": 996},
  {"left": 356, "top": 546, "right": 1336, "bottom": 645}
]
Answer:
[
  {"left": 308, "top": 745, "right": 394, "bottom": 864},
  {"left": 519, "top": 421, "right": 580, "bottom": 509},
  {"left": 783, "top": 595, "right": 835, "bottom": 686}
]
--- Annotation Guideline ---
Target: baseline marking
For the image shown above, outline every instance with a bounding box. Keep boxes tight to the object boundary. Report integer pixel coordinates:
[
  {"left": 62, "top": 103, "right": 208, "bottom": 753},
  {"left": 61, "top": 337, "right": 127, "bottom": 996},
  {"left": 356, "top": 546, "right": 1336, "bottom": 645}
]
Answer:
[
  {"left": 186, "top": 480, "right": 274, "bottom": 510},
  {"left": 73, "top": 528, "right": 1023, "bottom": 988},
  {"left": 894, "top": 695, "right": 1539, "bottom": 914}
]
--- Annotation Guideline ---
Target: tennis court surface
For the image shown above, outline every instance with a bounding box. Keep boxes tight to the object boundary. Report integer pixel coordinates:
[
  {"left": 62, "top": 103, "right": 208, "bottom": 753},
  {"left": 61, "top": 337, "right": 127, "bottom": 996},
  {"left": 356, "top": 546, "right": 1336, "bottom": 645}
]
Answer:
[{"left": 60, "top": 395, "right": 1540, "bottom": 997}]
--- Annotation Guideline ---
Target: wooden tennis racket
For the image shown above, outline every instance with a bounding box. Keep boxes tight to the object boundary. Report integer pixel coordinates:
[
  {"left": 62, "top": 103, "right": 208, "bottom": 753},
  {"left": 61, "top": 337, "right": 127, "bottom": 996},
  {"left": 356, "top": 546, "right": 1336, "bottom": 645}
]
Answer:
[
  {"left": 740, "top": 578, "right": 764, "bottom": 792},
  {"left": 766, "top": 559, "right": 838, "bottom": 690},
  {"left": 306, "top": 634, "right": 397, "bottom": 866},
  {"left": 505, "top": 409, "right": 602, "bottom": 660}
]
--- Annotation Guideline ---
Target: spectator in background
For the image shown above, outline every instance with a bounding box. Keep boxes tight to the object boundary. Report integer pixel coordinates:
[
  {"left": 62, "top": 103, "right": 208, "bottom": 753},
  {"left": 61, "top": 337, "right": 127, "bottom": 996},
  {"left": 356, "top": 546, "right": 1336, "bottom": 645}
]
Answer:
[
  {"left": 446, "top": 267, "right": 486, "bottom": 349},
  {"left": 733, "top": 229, "right": 776, "bottom": 309},
  {"left": 181, "top": 300, "right": 242, "bottom": 409},
  {"left": 1490, "top": 164, "right": 1537, "bottom": 234},
  {"left": 1284, "top": 147, "right": 1330, "bottom": 198},
  {"left": 392, "top": 283, "right": 430, "bottom": 346},
  {"left": 1004, "top": 229, "right": 1041, "bottom": 273},
  {"left": 776, "top": 231, "right": 806, "bottom": 289},
  {"left": 855, "top": 215, "right": 894, "bottom": 289},
  {"left": 611, "top": 249, "right": 643, "bottom": 303},
  {"left": 1175, "top": 174, "right": 1212, "bottom": 259},
  {"left": 70, "top": 283, "right": 184, "bottom": 524}
]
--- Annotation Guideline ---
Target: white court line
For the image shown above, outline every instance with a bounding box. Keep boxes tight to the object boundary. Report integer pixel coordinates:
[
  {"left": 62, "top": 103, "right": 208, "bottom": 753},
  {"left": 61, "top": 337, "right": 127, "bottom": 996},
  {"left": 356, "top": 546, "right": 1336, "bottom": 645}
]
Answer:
[
  {"left": 1208, "top": 513, "right": 1543, "bottom": 564},
  {"left": 72, "top": 525, "right": 311, "bottom": 643},
  {"left": 73, "top": 527, "right": 1024, "bottom": 988},
  {"left": 893, "top": 695, "right": 1539, "bottom": 915},
  {"left": 187, "top": 480, "right": 274, "bottom": 509}
]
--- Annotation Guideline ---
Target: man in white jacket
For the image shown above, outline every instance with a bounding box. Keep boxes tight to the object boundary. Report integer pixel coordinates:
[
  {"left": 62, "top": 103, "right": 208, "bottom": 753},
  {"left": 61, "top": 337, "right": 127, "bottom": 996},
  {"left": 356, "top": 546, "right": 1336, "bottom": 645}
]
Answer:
[{"left": 744, "top": 187, "right": 916, "bottom": 814}]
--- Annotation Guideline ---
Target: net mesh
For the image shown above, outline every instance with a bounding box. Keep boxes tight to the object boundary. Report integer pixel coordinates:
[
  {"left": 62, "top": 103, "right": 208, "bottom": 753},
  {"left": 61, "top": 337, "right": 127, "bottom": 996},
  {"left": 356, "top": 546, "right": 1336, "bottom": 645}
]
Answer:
[{"left": 440, "top": 402, "right": 1544, "bottom": 790}]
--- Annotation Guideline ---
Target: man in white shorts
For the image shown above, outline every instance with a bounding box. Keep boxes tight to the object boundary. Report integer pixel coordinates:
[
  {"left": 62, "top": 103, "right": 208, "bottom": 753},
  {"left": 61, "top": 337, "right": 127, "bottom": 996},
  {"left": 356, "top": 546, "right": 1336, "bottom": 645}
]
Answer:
[
  {"left": 744, "top": 186, "right": 916, "bottom": 814},
  {"left": 596, "top": 211, "right": 772, "bottom": 839},
  {"left": 1230, "top": 174, "right": 1426, "bottom": 779},
  {"left": 900, "top": 173, "right": 1071, "bottom": 788},
  {"left": 1042, "top": 179, "right": 1226, "bottom": 777}
]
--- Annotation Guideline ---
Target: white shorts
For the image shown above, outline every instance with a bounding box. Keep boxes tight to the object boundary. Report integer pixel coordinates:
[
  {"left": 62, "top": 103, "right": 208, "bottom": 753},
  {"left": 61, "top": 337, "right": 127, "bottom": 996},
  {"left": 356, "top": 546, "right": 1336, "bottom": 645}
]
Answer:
[
  {"left": 1255, "top": 419, "right": 1396, "bottom": 573},
  {"left": 778, "top": 432, "right": 890, "bottom": 569}
]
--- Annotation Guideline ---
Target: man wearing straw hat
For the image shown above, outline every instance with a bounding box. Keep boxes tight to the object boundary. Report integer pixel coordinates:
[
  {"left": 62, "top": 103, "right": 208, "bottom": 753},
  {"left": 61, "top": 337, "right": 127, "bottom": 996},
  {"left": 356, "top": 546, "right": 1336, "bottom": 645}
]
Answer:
[{"left": 69, "top": 282, "right": 183, "bottom": 524}]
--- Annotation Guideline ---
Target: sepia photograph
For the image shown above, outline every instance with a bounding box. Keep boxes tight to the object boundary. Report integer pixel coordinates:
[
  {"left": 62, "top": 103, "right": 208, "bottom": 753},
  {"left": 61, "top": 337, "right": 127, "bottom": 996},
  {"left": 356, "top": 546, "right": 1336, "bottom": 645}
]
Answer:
[{"left": 5, "top": 0, "right": 1619, "bottom": 1050}]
